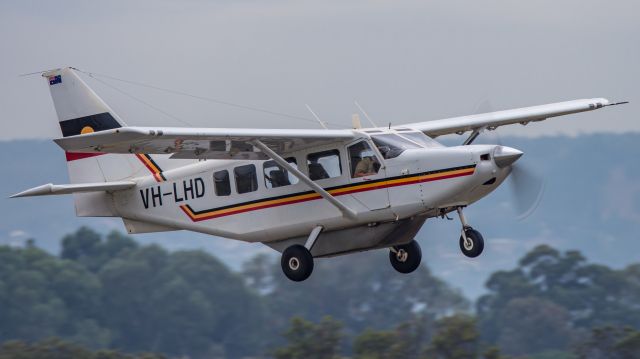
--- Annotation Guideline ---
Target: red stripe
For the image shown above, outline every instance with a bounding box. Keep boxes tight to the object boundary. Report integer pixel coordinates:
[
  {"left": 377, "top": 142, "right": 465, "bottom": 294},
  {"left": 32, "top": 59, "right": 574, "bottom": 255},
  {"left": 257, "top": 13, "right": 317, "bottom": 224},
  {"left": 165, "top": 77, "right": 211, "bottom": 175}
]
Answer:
[
  {"left": 184, "top": 169, "right": 475, "bottom": 222},
  {"left": 186, "top": 195, "right": 324, "bottom": 221},
  {"left": 65, "top": 152, "right": 105, "bottom": 161},
  {"left": 135, "top": 154, "right": 164, "bottom": 182}
]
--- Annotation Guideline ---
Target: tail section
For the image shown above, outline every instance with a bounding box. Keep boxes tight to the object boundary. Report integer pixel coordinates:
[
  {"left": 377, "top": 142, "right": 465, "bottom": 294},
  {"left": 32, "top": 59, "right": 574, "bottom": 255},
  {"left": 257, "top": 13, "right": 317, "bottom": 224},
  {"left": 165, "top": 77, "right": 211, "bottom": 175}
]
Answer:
[
  {"left": 43, "top": 67, "right": 155, "bottom": 215},
  {"left": 46, "top": 67, "right": 126, "bottom": 138}
]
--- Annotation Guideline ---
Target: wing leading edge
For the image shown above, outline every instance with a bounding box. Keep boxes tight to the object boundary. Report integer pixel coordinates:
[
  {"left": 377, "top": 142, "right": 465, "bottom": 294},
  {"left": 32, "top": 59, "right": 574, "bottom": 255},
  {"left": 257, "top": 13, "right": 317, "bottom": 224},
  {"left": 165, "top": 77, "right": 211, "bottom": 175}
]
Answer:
[{"left": 404, "top": 98, "right": 613, "bottom": 137}]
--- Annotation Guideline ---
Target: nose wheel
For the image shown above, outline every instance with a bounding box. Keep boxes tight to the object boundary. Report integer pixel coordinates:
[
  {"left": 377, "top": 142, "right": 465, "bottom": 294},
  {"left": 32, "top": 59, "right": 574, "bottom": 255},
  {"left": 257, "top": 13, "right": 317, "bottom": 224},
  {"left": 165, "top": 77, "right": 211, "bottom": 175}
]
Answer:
[
  {"left": 456, "top": 207, "right": 485, "bottom": 258},
  {"left": 459, "top": 227, "right": 484, "bottom": 258},
  {"left": 389, "top": 240, "right": 422, "bottom": 274}
]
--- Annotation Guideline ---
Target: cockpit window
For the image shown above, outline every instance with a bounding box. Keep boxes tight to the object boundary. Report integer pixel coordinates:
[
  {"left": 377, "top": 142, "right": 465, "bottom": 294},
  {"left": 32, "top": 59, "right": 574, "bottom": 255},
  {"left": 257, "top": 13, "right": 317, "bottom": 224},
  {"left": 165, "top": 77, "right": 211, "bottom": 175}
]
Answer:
[
  {"left": 348, "top": 141, "right": 381, "bottom": 178},
  {"left": 371, "top": 134, "right": 421, "bottom": 159},
  {"left": 399, "top": 132, "right": 444, "bottom": 148}
]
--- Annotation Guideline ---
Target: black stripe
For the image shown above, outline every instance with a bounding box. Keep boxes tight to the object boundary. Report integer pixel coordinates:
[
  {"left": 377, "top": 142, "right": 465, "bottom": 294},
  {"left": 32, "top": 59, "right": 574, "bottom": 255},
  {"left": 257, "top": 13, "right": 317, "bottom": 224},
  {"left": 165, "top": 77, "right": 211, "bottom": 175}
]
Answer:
[
  {"left": 187, "top": 164, "right": 476, "bottom": 215},
  {"left": 143, "top": 155, "right": 166, "bottom": 180},
  {"left": 59, "top": 112, "right": 121, "bottom": 137}
]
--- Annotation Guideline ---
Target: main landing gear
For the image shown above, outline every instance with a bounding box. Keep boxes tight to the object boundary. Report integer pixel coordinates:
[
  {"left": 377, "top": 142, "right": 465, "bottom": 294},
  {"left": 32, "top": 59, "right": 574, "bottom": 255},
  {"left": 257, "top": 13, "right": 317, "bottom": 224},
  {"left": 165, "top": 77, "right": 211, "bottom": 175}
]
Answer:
[
  {"left": 456, "top": 207, "right": 485, "bottom": 258},
  {"left": 281, "top": 245, "right": 314, "bottom": 282},
  {"left": 389, "top": 240, "right": 422, "bottom": 274},
  {"left": 280, "top": 226, "right": 322, "bottom": 282}
]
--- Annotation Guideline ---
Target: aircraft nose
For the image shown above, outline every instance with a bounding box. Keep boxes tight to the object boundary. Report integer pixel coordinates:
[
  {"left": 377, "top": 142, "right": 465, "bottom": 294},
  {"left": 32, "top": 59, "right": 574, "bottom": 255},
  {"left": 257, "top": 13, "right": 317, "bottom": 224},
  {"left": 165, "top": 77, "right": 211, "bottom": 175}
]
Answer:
[{"left": 493, "top": 146, "right": 523, "bottom": 168}]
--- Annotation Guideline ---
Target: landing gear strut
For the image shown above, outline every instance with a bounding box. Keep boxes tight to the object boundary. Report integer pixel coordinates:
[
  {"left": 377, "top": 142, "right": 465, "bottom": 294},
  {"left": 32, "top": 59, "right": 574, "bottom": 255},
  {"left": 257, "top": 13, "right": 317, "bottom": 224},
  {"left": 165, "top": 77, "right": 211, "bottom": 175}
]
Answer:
[
  {"left": 389, "top": 240, "right": 422, "bottom": 274},
  {"left": 456, "top": 207, "right": 485, "bottom": 258}
]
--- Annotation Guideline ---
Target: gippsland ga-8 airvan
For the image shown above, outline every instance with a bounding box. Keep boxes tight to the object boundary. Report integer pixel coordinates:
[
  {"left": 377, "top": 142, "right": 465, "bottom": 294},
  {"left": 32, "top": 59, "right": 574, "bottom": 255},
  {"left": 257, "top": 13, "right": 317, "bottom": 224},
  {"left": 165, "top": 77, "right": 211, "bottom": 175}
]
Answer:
[{"left": 13, "top": 67, "right": 624, "bottom": 281}]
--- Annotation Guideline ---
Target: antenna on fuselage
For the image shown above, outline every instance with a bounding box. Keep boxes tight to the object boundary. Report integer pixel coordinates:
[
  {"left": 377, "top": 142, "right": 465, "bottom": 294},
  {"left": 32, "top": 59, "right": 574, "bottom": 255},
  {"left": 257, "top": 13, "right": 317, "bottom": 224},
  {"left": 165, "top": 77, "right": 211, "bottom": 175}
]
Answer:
[
  {"left": 354, "top": 100, "right": 379, "bottom": 128},
  {"left": 352, "top": 114, "right": 362, "bottom": 129},
  {"left": 305, "top": 104, "right": 328, "bottom": 129}
]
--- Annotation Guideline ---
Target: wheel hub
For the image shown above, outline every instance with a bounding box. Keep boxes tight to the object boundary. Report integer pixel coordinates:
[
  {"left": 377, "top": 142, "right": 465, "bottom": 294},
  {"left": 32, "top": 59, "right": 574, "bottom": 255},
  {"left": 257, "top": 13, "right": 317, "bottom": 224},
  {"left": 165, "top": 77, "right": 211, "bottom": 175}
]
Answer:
[
  {"left": 396, "top": 249, "right": 408, "bottom": 262},
  {"left": 288, "top": 257, "right": 300, "bottom": 271},
  {"left": 463, "top": 238, "right": 474, "bottom": 250}
]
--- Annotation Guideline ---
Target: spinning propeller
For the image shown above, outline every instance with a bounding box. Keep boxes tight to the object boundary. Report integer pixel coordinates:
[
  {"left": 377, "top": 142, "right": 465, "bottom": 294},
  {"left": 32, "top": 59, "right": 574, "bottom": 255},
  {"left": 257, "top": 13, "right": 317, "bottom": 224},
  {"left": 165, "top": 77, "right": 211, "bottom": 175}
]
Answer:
[
  {"left": 507, "top": 159, "right": 545, "bottom": 220},
  {"left": 471, "top": 100, "right": 545, "bottom": 220}
]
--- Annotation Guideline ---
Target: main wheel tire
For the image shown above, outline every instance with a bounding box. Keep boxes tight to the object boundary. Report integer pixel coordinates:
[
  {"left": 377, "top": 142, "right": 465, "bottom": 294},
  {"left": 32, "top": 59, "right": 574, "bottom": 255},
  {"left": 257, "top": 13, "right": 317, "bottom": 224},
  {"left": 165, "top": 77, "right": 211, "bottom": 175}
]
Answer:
[
  {"left": 389, "top": 240, "right": 422, "bottom": 274},
  {"left": 281, "top": 244, "right": 314, "bottom": 282},
  {"left": 459, "top": 228, "right": 484, "bottom": 258}
]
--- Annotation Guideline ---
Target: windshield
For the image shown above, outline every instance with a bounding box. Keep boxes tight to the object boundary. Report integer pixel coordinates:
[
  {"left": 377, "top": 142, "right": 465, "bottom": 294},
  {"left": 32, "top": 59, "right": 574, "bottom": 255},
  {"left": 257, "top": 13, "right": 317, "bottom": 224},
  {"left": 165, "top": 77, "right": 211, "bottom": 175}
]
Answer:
[
  {"left": 371, "top": 134, "right": 421, "bottom": 159},
  {"left": 399, "top": 132, "right": 444, "bottom": 148}
]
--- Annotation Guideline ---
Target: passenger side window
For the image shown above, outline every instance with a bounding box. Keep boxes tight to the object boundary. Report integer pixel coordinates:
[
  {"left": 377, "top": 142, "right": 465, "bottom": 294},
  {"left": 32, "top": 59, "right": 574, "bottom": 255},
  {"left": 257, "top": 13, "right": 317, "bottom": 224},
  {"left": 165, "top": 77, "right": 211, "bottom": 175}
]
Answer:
[
  {"left": 234, "top": 164, "right": 258, "bottom": 194},
  {"left": 348, "top": 141, "right": 381, "bottom": 178},
  {"left": 264, "top": 158, "right": 299, "bottom": 189},
  {"left": 213, "top": 170, "right": 231, "bottom": 196},
  {"left": 307, "top": 150, "right": 342, "bottom": 181}
]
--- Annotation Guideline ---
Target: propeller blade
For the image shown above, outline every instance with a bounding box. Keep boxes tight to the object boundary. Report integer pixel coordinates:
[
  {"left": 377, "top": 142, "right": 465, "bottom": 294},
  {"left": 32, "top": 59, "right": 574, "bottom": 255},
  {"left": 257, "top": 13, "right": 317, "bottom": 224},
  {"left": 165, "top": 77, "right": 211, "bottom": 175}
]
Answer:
[{"left": 508, "top": 163, "right": 545, "bottom": 220}]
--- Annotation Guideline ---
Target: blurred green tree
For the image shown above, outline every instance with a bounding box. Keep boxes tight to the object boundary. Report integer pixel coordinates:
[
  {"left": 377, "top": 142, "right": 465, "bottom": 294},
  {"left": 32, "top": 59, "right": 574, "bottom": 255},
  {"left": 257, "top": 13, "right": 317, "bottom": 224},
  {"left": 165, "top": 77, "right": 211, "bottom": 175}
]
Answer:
[
  {"left": 0, "top": 337, "right": 166, "bottom": 359},
  {"left": 273, "top": 316, "right": 344, "bottom": 359},
  {"left": 423, "top": 314, "right": 479, "bottom": 359},
  {"left": 98, "top": 246, "right": 265, "bottom": 358},
  {"left": 353, "top": 317, "right": 431, "bottom": 359},
  {"left": 244, "top": 251, "right": 469, "bottom": 342},
  {"left": 477, "top": 245, "right": 640, "bottom": 355},
  {"left": 574, "top": 326, "right": 640, "bottom": 359},
  {"left": 495, "top": 297, "right": 572, "bottom": 356},
  {"left": 0, "top": 244, "right": 106, "bottom": 348}
]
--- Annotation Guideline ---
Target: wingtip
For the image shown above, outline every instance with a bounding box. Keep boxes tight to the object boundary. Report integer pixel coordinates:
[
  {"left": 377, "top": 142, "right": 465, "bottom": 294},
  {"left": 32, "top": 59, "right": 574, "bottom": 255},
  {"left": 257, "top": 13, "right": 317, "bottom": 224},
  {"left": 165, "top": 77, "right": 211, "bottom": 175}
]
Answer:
[
  {"left": 604, "top": 101, "right": 629, "bottom": 107},
  {"left": 9, "top": 184, "right": 53, "bottom": 198}
]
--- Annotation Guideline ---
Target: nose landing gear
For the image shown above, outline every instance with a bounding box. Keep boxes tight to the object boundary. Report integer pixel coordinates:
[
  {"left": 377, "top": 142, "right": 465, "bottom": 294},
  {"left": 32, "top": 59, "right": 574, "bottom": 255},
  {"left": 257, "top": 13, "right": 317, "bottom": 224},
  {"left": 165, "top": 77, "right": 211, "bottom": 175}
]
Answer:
[{"left": 456, "top": 207, "right": 485, "bottom": 258}]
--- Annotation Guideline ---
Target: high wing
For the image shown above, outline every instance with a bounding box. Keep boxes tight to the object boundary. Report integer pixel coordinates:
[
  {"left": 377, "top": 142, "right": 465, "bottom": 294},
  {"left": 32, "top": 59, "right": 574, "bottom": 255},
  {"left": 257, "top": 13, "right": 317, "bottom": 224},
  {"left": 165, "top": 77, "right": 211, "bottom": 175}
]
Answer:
[
  {"left": 403, "top": 98, "right": 614, "bottom": 138},
  {"left": 54, "top": 98, "right": 619, "bottom": 159},
  {"left": 55, "top": 127, "right": 358, "bottom": 159}
]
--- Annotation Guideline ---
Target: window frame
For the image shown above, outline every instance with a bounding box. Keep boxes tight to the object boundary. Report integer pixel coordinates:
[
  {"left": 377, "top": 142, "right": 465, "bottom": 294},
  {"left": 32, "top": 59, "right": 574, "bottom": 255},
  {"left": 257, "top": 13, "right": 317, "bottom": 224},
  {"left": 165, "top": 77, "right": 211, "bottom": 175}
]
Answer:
[
  {"left": 263, "top": 157, "right": 299, "bottom": 189},
  {"left": 306, "top": 149, "right": 343, "bottom": 181},
  {"left": 347, "top": 140, "right": 382, "bottom": 179}
]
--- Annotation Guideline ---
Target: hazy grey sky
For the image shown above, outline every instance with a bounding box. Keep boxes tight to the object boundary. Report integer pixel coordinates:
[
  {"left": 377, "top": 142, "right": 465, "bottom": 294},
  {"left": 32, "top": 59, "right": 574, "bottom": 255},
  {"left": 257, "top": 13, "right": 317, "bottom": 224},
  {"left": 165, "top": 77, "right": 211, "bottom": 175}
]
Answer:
[{"left": 1, "top": 0, "right": 637, "bottom": 140}]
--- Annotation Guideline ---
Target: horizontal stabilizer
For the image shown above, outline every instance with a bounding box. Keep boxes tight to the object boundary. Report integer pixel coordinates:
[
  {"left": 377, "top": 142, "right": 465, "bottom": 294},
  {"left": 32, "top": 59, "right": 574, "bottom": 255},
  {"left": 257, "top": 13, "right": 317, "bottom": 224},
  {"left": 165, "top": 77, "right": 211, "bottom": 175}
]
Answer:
[{"left": 10, "top": 181, "right": 135, "bottom": 198}]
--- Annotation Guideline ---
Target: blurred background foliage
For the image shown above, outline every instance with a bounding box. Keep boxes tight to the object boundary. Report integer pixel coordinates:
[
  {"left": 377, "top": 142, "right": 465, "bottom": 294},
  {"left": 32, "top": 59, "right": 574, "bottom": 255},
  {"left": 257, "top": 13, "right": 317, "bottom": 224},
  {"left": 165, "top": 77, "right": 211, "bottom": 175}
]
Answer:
[{"left": 0, "top": 227, "right": 639, "bottom": 359}]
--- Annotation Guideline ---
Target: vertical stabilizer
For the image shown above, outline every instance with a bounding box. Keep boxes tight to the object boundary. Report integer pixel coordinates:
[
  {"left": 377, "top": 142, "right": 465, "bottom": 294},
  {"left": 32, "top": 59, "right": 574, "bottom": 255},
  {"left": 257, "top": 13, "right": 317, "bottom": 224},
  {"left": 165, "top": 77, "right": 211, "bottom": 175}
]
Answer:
[{"left": 43, "top": 68, "right": 146, "bottom": 216}]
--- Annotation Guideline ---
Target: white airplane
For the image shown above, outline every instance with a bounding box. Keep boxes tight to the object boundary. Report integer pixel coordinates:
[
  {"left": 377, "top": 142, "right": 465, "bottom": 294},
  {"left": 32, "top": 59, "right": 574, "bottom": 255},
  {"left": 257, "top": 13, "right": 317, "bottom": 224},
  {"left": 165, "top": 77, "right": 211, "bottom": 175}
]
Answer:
[{"left": 12, "top": 67, "right": 623, "bottom": 281}]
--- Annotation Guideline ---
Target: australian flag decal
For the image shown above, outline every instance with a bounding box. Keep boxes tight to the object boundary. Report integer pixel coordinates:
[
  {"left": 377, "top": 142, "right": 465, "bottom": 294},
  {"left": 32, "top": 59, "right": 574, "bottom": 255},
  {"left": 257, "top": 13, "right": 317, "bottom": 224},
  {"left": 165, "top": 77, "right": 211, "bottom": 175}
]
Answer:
[{"left": 48, "top": 75, "right": 62, "bottom": 86}]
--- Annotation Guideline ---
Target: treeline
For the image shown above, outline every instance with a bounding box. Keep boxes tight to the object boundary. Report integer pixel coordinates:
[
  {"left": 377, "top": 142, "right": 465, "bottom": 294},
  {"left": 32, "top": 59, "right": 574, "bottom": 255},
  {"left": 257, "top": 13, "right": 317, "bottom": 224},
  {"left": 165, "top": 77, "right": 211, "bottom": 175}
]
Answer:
[
  {"left": 0, "top": 227, "right": 639, "bottom": 358},
  {"left": 273, "top": 315, "right": 640, "bottom": 359}
]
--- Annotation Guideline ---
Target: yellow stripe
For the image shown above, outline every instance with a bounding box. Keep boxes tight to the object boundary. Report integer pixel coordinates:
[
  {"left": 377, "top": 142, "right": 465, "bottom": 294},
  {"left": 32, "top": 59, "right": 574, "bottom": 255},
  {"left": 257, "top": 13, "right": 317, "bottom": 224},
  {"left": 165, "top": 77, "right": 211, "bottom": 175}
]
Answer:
[
  {"left": 184, "top": 167, "right": 475, "bottom": 219},
  {"left": 141, "top": 156, "right": 161, "bottom": 174}
]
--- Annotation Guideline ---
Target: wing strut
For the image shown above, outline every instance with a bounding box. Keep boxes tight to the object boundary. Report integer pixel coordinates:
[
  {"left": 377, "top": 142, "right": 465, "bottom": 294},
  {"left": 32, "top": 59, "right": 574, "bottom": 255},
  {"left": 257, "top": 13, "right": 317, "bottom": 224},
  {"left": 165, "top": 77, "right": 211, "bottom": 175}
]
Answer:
[{"left": 251, "top": 140, "right": 358, "bottom": 220}]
